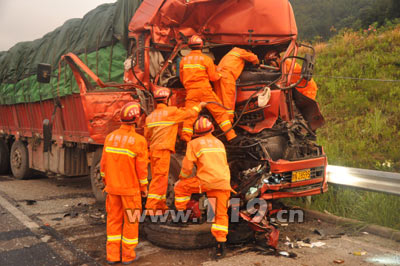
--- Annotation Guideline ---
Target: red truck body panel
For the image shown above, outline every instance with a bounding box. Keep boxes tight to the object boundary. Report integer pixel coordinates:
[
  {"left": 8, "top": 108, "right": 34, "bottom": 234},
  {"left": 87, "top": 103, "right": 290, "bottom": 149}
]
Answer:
[
  {"left": 129, "top": 0, "right": 297, "bottom": 45},
  {"left": 0, "top": 95, "right": 89, "bottom": 142},
  {"left": 0, "top": 91, "right": 135, "bottom": 144}
]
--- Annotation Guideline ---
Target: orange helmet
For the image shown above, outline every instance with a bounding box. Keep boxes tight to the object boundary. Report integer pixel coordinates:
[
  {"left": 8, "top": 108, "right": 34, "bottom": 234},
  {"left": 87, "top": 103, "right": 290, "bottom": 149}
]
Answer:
[
  {"left": 188, "top": 35, "right": 203, "bottom": 49},
  {"left": 194, "top": 116, "right": 214, "bottom": 135},
  {"left": 153, "top": 86, "right": 171, "bottom": 102},
  {"left": 120, "top": 102, "right": 141, "bottom": 123}
]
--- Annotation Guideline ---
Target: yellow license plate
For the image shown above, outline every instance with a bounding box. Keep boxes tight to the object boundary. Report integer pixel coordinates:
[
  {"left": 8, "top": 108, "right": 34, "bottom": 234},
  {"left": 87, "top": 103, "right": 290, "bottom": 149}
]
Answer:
[{"left": 291, "top": 169, "right": 311, "bottom": 182}]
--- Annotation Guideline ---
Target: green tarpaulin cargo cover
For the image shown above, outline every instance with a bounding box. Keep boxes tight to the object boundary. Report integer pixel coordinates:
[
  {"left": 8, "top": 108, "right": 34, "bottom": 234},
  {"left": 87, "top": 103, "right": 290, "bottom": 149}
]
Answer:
[{"left": 0, "top": 0, "right": 142, "bottom": 105}]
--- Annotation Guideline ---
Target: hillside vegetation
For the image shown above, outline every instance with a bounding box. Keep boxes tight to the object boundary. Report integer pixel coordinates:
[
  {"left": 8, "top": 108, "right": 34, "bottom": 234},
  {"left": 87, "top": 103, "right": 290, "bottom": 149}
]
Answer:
[
  {"left": 286, "top": 24, "right": 400, "bottom": 230},
  {"left": 315, "top": 24, "right": 400, "bottom": 171},
  {"left": 291, "top": 0, "right": 400, "bottom": 41}
]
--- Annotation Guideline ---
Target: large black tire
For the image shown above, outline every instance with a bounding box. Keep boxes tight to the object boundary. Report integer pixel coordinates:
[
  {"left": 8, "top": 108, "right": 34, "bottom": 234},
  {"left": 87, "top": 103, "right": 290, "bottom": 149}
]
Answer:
[
  {"left": 10, "top": 141, "right": 32, "bottom": 179},
  {"left": 144, "top": 220, "right": 254, "bottom": 250},
  {"left": 0, "top": 139, "right": 10, "bottom": 174},
  {"left": 90, "top": 147, "right": 106, "bottom": 202},
  {"left": 144, "top": 222, "right": 216, "bottom": 250}
]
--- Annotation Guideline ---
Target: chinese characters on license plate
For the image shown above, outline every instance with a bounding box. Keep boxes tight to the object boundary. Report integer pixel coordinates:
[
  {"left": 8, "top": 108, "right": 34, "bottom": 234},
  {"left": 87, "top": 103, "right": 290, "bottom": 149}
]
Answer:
[{"left": 292, "top": 169, "right": 311, "bottom": 182}]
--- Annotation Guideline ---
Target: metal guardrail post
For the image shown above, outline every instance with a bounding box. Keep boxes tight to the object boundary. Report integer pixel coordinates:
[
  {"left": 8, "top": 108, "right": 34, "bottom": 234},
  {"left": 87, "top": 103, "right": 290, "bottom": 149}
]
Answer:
[{"left": 327, "top": 165, "right": 400, "bottom": 196}]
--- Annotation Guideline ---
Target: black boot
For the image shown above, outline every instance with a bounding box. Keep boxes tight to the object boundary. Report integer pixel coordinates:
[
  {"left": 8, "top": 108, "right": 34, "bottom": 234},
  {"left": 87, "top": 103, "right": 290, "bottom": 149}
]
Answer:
[{"left": 214, "top": 242, "right": 226, "bottom": 260}]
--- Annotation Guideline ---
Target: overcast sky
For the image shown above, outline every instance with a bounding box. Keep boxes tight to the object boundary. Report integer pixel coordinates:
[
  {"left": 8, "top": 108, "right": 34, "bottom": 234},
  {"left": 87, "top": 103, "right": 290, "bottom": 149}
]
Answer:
[{"left": 0, "top": 0, "right": 117, "bottom": 51}]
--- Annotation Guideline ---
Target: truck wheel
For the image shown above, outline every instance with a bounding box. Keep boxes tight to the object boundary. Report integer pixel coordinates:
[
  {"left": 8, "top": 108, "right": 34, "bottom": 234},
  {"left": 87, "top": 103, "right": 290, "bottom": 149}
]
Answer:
[
  {"left": 144, "top": 220, "right": 254, "bottom": 249},
  {"left": 144, "top": 222, "right": 216, "bottom": 249},
  {"left": 90, "top": 148, "right": 106, "bottom": 202},
  {"left": 0, "top": 139, "right": 10, "bottom": 174},
  {"left": 10, "top": 141, "right": 32, "bottom": 179}
]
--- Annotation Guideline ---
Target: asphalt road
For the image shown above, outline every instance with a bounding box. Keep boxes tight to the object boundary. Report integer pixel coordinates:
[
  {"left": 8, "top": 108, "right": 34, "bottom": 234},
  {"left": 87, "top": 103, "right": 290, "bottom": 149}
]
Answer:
[{"left": 0, "top": 174, "right": 399, "bottom": 266}]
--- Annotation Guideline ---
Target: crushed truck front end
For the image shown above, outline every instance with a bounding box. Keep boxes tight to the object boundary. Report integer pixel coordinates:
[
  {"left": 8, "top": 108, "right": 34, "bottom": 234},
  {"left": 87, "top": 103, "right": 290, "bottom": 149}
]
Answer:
[{"left": 124, "top": 0, "right": 328, "bottom": 249}]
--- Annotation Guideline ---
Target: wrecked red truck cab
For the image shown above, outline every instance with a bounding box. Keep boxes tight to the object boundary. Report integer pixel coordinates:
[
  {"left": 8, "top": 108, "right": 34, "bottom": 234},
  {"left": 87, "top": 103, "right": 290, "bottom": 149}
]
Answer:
[{"left": 123, "top": 0, "right": 328, "bottom": 248}]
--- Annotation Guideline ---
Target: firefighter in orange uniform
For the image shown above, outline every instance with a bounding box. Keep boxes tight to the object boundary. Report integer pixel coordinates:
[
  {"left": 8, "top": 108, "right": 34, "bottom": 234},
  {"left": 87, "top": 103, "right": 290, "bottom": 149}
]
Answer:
[
  {"left": 100, "top": 102, "right": 149, "bottom": 265},
  {"left": 144, "top": 86, "right": 206, "bottom": 213},
  {"left": 174, "top": 116, "right": 231, "bottom": 259},
  {"left": 180, "top": 35, "right": 237, "bottom": 143},
  {"left": 213, "top": 47, "right": 260, "bottom": 122},
  {"left": 264, "top": 51, "right": 318, "bottom": 100}
]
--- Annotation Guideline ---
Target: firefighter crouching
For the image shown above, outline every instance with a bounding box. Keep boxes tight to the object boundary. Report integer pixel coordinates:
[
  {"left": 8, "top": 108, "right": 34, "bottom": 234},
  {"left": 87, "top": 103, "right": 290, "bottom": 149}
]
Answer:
[
  {"left": 174, "top": 116, "right": 231, "bottom": 259},
  {"left": 100, "top": 102, "right": 149, "bottom": 265},
  {"left": 144, "top": 86, "right": 206, "bottom": 214},
  {"left": 179, "top": 35, "right": 238, "bottom": 143}
]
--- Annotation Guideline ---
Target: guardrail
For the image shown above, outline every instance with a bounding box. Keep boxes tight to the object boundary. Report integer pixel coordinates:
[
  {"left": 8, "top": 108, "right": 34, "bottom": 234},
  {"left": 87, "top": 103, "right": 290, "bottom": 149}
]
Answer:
[{"left": 326, "top": 165, "right": 400, "bottom": 196}]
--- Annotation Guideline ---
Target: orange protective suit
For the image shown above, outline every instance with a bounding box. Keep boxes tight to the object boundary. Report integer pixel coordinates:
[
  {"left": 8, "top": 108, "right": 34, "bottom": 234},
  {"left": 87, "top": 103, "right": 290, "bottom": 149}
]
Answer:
[
  {"left": 144, "top": 103, "right": 202, "bottom": 212},
  {"left": 285, "top": 59, "right": 318, "bottom": 100},
  {"left": 100, "top": 124, "right": 149, "bottom": 263},
  {"left": 174, "top": 133, "right": 231, "bottom": 242},
  {"left": 213, "top": 47, "right": 259, "bottom": 121},
  {"left": 180, "top": 50, "right": 236, "bottom": 142}
]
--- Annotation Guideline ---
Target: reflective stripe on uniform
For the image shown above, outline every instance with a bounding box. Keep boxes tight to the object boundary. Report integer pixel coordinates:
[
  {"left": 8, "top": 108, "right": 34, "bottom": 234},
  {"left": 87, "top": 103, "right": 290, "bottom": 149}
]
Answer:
[
  {"left": 139, "top": 178, "right": 148, "bottom": 185},
  {"left": 107, "top": 234, "right": 122, "bottom": 242},
  {"left": 105, "top": 147, "right": 136, "bottom": 158},
  {"left": 230, "top": 52, "right": 241, "bottom": 57},
  {"left": 227, "top": 110, "right": 235, "bottom": 115},
  {"left": 175, "top": 196, "right": 191, "bottom": 202},
  {"left": 211, "top": 224, "right": 229, "bottom": 232},
  {"left": 195, "top": 148, "right": 225, "bottom": 158},
  {"left": 193, "top": 106, "right": 200, "bottom": 112},
  {"left": 219, "top": 120, "right": 231, "bottom": 128},
  {"left": 146, "top": 121, "right": 175, "bottom": 128},
  {"left": 148, "top": 194, "right": 166, "bottom": 200},
  {"left": 100, "top": 172, "right": 105, "bottom": 177},
  {"left": 183, "top": 64, "right": 206, "bottom": 70},
  {"left": 182, "top": 127, "right": 194, "bottom": 133},
  {"left": 122, "top": 236, "right": 138, "bottom": 245}
]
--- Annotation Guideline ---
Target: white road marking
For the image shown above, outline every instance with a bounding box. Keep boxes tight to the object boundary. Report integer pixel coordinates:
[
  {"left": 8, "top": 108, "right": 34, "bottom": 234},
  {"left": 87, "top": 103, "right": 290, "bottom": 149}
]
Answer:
[
  {"left": 0, "top": 194, "right": 84, "bottom": 263},
  {"left": 0, "top": 194, "right": 40, "bottom": 230},
  {"left": 67, "top": 231, "right": 105, "bottom": 242}
]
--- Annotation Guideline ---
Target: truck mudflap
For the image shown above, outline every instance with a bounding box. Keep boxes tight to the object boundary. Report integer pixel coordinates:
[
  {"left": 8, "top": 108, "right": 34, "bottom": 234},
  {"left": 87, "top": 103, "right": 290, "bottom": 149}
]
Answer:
[{"left": 260, "top": 156, "right": 328, "bottom": 200}]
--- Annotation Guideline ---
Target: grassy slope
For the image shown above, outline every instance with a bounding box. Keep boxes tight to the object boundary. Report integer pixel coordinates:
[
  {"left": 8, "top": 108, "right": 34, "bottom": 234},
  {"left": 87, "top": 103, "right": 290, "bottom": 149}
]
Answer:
[
  {"left": 286, "top": 25, "right": 400, "bottom": 230},
  {"left": 315, "top": 26, "right": 400, "bottom": 171}
]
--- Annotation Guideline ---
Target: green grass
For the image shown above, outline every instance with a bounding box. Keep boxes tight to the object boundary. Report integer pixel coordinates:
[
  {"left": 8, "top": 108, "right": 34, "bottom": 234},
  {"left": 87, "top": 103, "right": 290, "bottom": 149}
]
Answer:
[
  {"left": 285, "top": 24, "right": 400, "bottom": 231},
  {"left": 315, "top": 26, "right": 400, "bottom": 170},
  {"left": 284, "top": 185, "right": 400, "bottom": 231}
]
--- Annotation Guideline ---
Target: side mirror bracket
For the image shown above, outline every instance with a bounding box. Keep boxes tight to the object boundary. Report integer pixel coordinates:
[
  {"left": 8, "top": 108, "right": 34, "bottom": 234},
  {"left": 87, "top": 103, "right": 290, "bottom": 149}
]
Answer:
[{"left": 301, "top": 53, "right": 315, "bottom": 81}]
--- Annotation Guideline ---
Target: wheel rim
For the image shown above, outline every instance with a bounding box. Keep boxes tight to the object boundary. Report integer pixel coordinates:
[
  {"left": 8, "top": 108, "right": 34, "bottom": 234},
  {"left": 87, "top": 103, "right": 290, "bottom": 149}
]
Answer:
[
  {"left": 11, "top": 149, "right": 22, "bottom": 170},
  {"left": 93, "top": 162, "right": 105, "bottom": 191}
]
